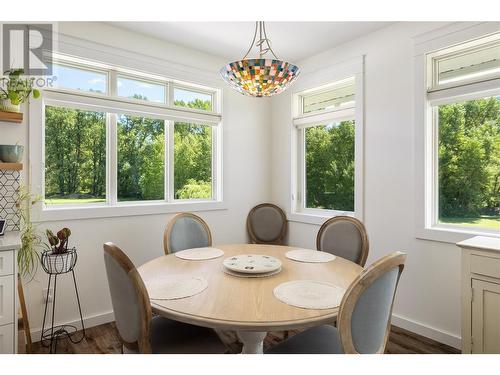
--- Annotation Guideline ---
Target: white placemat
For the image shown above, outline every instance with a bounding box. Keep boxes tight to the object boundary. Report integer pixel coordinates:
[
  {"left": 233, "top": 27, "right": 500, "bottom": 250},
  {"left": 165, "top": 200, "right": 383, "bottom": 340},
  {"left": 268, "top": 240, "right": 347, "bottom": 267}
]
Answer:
[
  {"left": 145, "top": 275, "right": 208, "bottom": 300},
  {"left": 174, "top": 247, "right": 224, "bottom": 260},
  {"left": 222, "top": 267, "right": 282, "bottom": 278},
  {"left": 273, "top": 280, "right": 345, "bottom": 310},
  {"left": 222, "top": 254, "right": 282, "bottom": 274},
  {"left": 285, "top": 249, "right": 336, "bottom": 263}
]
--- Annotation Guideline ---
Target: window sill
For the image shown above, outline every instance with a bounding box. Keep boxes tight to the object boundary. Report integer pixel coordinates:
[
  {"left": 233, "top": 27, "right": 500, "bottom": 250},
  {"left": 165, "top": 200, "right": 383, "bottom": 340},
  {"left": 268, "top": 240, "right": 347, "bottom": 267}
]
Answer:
[
  {"left": 416, "top": 225, "right": 500, "bottom": 245},
  {"left": 34, "top": 200, "right": 227, "bottom": 222},
  {"left": 288, "top": 210, "right": 354, "bottom": 226}
]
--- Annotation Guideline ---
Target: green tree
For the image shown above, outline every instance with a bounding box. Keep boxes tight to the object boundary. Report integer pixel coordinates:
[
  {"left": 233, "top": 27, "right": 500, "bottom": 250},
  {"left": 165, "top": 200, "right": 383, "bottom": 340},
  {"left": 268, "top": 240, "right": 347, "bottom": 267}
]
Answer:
[
  {"left": 438, "top": 97, "right": 500, "bottom": 218},
  {"left": 117, "top": 114, "right": 164, "bottom": 201},
  {"left": 305, "top": 121, "right": 355, "bottom": 211}
]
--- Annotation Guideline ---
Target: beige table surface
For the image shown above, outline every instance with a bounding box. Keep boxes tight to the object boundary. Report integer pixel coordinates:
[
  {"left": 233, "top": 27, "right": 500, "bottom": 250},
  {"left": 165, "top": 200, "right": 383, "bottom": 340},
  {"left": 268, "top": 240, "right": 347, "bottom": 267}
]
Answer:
[{"left": 138, "top": 243, "right": 363, "bottom": 353}]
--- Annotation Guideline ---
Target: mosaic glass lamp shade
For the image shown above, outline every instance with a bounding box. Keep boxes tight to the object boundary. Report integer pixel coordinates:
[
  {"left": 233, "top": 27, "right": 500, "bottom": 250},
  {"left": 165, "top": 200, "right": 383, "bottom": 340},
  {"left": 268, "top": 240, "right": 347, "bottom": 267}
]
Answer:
[
  {"left": 220, "top": 59, "right": 299, "bottom": 97},
  {"left": 220, "top": 22, "right": 300, "bottom": 97}
]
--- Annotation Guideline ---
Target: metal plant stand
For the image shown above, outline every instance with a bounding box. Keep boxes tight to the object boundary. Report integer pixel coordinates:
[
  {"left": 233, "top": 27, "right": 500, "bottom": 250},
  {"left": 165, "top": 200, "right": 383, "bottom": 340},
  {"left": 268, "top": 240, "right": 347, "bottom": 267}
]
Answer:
[{"left": 40, "top": 248, "right": 85, "bottom": 353}]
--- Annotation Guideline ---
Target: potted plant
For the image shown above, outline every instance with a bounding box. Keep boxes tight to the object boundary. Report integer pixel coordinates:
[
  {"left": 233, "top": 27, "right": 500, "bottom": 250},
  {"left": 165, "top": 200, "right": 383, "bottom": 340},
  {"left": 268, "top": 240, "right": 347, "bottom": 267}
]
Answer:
[
  {"left": 42, "top": 227, "right": 77, "bottom": 274},
  {"left": 16, "top": 186, "right": 42, "bottom": 280},
  {"left": 45, "top": 228, "right": 72, "bottom": 254},
  {"left": 0, "top": 69, "right": 40, "bottom": 113}
]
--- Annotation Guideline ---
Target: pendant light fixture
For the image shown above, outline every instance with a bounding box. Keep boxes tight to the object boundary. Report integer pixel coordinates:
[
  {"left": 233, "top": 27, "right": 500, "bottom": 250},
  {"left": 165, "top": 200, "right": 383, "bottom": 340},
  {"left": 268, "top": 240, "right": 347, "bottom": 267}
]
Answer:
[{"left": 220, "top": 22, "right": 300, "bottom": 97}]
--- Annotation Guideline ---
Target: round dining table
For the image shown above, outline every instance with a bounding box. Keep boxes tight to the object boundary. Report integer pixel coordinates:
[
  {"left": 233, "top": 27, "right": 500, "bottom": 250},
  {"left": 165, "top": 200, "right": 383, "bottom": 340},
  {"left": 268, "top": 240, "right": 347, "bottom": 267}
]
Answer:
[{"left": 138, "top": 244, "right": 363, "bottom": 354}]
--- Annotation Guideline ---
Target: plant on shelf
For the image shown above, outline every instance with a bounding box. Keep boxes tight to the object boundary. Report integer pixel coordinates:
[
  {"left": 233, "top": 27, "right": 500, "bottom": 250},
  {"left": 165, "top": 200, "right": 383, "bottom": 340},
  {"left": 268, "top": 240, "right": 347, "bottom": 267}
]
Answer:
[
  {"left": 45, "top": 228, "right": 72, "bottom": 254},
  {"left": 16, "top": 186, "right": 43, "bottom": 280},
  {"left": 0, "top": 69, "right": 40, "bottom": 113}
]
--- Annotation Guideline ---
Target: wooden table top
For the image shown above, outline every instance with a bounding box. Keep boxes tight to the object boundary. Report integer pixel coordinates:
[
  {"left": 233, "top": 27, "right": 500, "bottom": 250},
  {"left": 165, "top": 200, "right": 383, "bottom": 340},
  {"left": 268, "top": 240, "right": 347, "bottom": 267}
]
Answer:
[{"left": 138, "top": 244, "right": 363, "bottom": 332}]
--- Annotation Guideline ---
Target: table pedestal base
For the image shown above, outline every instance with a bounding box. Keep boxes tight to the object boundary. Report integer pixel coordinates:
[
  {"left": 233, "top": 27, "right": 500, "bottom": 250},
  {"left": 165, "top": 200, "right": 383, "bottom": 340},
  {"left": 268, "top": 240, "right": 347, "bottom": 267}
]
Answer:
[{"left": 237, "top": 331, "right": 267, "bottom": 354}]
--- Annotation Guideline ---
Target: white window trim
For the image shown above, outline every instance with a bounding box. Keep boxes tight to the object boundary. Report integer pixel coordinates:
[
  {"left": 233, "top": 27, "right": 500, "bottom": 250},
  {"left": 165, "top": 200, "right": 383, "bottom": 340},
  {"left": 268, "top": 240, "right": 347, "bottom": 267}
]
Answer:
[
  {"left": 289, "top": 56, "right": 365, "bottom": 225},
  {"left": 415, "top": 22, "right": 500, "bottom": 244},
  {"left": 29, "top": 40, "right": 226, "bottom": 222}
]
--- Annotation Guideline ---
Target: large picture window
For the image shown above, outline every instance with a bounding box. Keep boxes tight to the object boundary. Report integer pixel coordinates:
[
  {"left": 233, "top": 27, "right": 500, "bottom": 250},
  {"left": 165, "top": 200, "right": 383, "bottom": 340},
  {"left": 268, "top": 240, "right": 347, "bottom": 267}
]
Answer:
[
  {"left": 39, "top": 57, "right": 221, "bottom": 214},
  {"left": 425, "top": 33, "right": 500, "bottom": 234}
]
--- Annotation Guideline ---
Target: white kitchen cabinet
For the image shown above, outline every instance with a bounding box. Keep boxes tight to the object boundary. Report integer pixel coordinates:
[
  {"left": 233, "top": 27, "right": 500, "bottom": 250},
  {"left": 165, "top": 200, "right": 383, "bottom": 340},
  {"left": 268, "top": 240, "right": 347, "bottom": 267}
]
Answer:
[
  {"left": 0, "top": 231, "right": 20, "bottom": 354},
  {"left": 458, "top": 236, "right": 500, "bottom": 353}
]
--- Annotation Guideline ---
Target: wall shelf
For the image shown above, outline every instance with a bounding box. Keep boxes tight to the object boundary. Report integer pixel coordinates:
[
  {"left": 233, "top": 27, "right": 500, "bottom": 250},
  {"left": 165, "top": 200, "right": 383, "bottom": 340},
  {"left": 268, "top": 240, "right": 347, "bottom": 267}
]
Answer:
[
  {"left": 0, "top": 111, "right": 23, "bottom": 123},
  {"left": 0, "top": 163, "right": 23, "bottom": 171}
]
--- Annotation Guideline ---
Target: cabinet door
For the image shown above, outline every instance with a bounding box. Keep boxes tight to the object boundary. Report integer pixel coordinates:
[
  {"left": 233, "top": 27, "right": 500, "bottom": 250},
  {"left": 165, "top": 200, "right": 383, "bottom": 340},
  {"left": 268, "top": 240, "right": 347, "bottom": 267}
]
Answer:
[
  {"left": 472, "top": 279, "right": 500, "bottom": 353},
  {"left": 0, "top": 250, "right": 14, "bottom": 276},
  {"left": 0, "top": 324, "right": 14, "bottom": 354},
  {"left": 0, "top": 275, "right": 14, "bottom": 326}
]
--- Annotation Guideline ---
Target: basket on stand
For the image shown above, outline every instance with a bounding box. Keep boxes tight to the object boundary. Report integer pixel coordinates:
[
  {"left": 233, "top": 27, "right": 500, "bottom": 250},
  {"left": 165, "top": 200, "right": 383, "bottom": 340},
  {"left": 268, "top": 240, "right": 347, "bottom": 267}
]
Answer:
[
  {"left": 40, "top": 247, "right": 85, "bottom": 353},
  {"left": 41, "top": 247, "right": 78, "bottom": 274}
]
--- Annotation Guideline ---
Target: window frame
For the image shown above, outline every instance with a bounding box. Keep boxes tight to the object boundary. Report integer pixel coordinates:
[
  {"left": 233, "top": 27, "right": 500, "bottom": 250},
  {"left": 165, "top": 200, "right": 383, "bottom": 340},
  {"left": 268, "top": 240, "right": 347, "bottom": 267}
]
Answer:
[
  {"left": 290, "top": 57, "right": 365, "bottom": 225},
  {"left": 415, "top": 24, "right": 500, "bottom": 243},
  {"left": 30, "top": 55, "right": 224, "bottom": 221}
]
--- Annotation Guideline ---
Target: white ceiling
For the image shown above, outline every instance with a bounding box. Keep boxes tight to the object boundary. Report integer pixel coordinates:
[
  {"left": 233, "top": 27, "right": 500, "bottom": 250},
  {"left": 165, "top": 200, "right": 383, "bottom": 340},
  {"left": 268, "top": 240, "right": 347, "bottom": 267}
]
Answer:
[{"left": 109, "top": 22, "right": 392, "bottom": 62}]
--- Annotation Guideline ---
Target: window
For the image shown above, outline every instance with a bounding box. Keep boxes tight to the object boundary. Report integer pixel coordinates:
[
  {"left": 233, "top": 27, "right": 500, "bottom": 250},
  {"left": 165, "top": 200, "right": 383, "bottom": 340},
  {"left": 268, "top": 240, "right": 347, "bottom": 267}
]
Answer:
[
  {"left": 117, "top": 76, "right": 165, "bottom": 103},
  {"left": 37, "top": 56, "right": 222, "bottom": 215},
  {"left": 304, "top": 121, "right": 355, "bottom": 211},
  {"left": 292, "top": 61, "right": 364, "bottom": 221},
  {"left": 117, "top": 115, "right": 165, "bottom": 201},
  {"left": 173, "top": 87, "right": 213, "bottom": 111},
  {"left": 44, "top": 106, "right": 106, "bottom": 205},
  {"left": 302, "top": 78, "right": 355, "bottom": 114},
  {"left": 425, "top": 33, "right": 500, "bottom": 234},
  {"left": 51, "top": 63, "right": 108, "bottom": 94},
  {"left": 174, "top": 122, "right": 213, "bottom": 200}
]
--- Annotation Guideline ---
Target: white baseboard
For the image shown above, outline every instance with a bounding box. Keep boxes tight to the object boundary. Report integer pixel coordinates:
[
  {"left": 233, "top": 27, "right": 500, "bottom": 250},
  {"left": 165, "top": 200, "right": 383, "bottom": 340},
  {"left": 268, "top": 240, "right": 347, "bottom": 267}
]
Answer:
[
  {"left": 29, "top": 310, "right": 462, "bottom": 351},
  {"left": 392, "top": 313, "right": 462, "bottom": 350},
  {"left": 30, "top": 310, "right": 115, "bottom": 343}
]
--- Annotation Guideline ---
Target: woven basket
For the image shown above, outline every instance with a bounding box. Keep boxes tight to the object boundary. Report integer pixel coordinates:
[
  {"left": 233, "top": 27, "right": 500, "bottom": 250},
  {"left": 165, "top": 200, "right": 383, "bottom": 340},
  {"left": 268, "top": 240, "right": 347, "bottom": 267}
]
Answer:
[{"left": 41, "top": 248, "right": 78, "bottom": 275}]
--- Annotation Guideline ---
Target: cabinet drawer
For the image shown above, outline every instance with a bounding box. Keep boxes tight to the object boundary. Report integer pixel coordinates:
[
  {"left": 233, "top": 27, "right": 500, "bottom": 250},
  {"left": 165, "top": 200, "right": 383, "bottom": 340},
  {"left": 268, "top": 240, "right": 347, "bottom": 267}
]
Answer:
[
  {"left": 471, "top": 254, "right": 500, "bottom": 279},
  {"left": 0, "top": 324, "right": 14, "bottom": 354},
  {"left": 0, "top": 275, "right": 14, "bottom": 326},
  {"left": 0, "top": 251, "right": 14, "bottom": 276}
]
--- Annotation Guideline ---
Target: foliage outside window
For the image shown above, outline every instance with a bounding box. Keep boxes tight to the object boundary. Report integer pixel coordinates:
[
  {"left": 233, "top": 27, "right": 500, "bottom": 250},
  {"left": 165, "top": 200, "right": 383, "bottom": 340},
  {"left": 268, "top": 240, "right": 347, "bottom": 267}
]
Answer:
[
  {"left": 174, "top": 87, "right": 213, "bottom": 111},
  {"left": 427, "top": 35, "right": 500, "bottom": 232},
  {"left": 437, "top": 97, "right": 500, "bottom": 230},
  {"left": 305, "top": 121, "right": 355, "bottom": 211},
  {"left": 117, "top": 115, "right": 165, "bottom": 201},
  {"left": 45, "top": 106, "right": 106, "bottom": 205},
  {"left": 174, "top": 122, "right": 212, "bottom": 200},
  {"left": 43, "top": 58, "right": 220, "bottom": 208}
]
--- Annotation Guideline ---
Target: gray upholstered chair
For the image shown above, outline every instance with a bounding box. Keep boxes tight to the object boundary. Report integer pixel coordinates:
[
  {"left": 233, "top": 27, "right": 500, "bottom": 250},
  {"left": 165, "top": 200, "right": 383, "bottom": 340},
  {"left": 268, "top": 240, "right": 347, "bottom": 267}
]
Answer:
[
  {"left": 163, "top": 213, "right": 212, "bottom": 254},
  {"left": 247, "top": 203, "right": 287, "bottom": 245},
  {"left": 103, "top": 242, "right": 226, "bottom": 354},
  {"left": 266, "top": 251, "right": 406, "bottom": 354},
  {"left": 316, "top": 216, "right": 369, "bottom": 266}
]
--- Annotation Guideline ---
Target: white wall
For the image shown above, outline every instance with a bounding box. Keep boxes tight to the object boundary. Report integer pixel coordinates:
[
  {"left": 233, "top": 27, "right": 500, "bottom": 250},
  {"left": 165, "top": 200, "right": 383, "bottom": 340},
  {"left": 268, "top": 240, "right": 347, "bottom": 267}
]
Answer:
[
  {"left": 0, "top": 22, "right": 272, "bottom": 338},
  {"left": 271, "top": 22, "right": 464, "bottom": 348}
]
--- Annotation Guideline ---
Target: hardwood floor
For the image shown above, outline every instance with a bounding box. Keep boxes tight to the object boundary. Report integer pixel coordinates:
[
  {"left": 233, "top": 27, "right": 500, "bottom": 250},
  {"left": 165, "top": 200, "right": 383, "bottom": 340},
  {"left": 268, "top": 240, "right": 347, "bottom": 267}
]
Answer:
[{"left": 21, "top": 322, "right": 460, "bottom": 354}]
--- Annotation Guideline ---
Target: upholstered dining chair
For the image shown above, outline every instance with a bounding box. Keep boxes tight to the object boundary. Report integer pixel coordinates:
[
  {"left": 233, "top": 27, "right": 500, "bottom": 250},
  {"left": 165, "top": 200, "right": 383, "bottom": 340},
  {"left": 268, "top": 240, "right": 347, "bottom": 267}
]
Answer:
[
  {"left": 316, "top": 216, "right": 369, "bottom": 266},
  {"left": 103, "top": 242, "right": 226, "bottom": 354},
  {"left": 247, "top": 203, "right": 287, "bottom": 245},
  {"left": 163, "top": 213, "right": 212, "bottom": 255},
  {"left": 266, "top": 251, "right": 406, "bottom": 354}
]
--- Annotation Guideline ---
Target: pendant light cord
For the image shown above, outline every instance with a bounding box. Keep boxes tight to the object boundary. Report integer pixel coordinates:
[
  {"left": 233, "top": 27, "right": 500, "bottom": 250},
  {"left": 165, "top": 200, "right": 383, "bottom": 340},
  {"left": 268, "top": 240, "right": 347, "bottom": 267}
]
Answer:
[{"left": 242, "top": 21, "right": 280, "bottom": 60}]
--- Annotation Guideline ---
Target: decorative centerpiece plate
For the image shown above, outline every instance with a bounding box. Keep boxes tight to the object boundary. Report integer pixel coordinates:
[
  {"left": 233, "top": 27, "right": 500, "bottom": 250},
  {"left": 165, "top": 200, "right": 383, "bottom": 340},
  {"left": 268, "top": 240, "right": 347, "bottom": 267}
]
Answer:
[{"left": 222, "top": 254, "right": 282, "bottom": 274}]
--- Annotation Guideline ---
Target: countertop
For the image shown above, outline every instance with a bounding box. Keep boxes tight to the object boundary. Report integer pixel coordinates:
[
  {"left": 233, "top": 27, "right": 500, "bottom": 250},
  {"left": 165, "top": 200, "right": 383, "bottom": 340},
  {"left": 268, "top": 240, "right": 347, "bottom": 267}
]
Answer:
[
  {"left": 0, "top": 230, "right": 21, "bottom": 251},
  {"left": 456, "top": 236, "right": 500, "bottom": 253}
]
